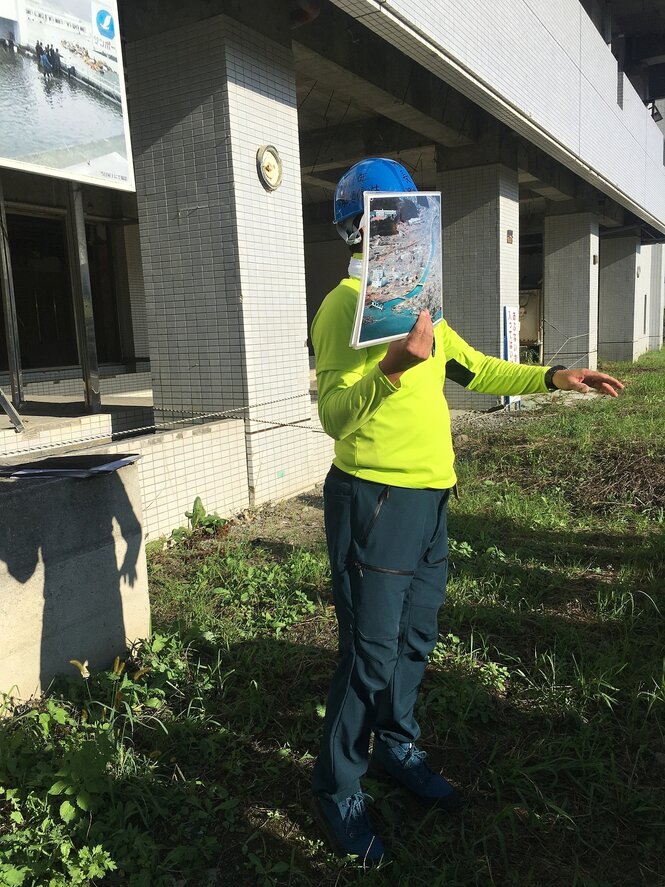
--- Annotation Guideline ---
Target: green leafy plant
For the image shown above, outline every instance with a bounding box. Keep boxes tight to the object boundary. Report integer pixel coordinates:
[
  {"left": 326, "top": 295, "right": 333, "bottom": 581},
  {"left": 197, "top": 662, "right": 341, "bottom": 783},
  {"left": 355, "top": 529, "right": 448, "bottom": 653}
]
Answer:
[{"left": 185, "top": 496, "right": 227, "bottom": 535}]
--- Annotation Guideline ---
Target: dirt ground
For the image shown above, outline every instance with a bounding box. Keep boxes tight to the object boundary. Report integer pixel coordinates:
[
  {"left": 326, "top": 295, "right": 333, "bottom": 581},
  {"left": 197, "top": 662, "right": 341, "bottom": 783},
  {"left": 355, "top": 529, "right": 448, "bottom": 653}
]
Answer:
[{"left": 226, "top": 487, "right": 327, "bottom": 550}]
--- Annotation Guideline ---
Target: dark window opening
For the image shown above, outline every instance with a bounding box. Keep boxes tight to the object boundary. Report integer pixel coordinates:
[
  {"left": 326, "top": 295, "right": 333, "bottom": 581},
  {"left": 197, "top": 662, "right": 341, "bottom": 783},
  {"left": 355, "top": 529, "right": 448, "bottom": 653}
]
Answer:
[
  {"left": 5, "top": 213, "right": 77, "bottom": 370},
  {"left": 0, "top": 214, "right": 123, "bottom": 373},
  {"left": 617, "top": 63, "right": 624, "bottom": 109},
  {"left": 86, "top": 222, "right": 122, "bottom": 364}
]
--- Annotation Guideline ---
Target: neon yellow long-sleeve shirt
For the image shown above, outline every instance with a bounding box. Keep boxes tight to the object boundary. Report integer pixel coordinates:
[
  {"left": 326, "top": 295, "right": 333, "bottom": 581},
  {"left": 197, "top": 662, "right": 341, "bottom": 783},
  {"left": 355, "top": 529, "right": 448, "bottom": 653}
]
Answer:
[{"left": 311, "top": 273, "right": 551, "bottom": 489}]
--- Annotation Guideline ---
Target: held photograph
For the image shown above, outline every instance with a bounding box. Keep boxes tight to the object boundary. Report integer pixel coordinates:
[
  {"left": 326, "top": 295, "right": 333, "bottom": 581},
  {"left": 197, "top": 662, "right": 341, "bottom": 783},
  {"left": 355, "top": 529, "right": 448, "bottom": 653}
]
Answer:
[
  {"left": 0, "top": 0, "right": 134, "bottom": 189},
  {"left": 350, "top": 190, "right": 443, "bottom": 348}
]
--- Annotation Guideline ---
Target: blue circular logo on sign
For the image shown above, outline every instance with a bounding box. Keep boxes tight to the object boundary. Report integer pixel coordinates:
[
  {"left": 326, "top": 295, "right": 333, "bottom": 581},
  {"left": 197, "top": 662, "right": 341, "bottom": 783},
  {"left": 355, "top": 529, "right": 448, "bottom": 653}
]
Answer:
[{"left": 96, "top": 9, "right": 115, "bottom": 40}]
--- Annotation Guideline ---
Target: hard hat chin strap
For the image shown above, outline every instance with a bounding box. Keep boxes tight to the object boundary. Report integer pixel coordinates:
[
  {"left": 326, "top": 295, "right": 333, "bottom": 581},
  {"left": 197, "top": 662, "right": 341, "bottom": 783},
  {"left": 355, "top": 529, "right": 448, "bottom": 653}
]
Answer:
[{"left": 336, "top": 214, "right": 364, "bottom": 245}]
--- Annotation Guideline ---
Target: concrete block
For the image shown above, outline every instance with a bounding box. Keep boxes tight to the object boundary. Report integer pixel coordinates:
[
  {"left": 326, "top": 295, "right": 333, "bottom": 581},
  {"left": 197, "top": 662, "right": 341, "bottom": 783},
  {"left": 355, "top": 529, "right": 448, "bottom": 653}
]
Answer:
[{"left": 0, "top": 462, "right": 150, "bottom": 700}]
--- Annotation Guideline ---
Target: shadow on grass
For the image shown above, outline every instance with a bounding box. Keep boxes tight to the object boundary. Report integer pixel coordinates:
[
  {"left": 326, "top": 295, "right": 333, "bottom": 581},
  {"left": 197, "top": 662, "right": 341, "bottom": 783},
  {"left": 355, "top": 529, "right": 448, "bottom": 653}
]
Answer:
[
  {"left": 247, "top": 538, "right": 310, "bottom": 561},
  {"left": 450, "top": 506, "right": 662, "bottom": 568},
  {"left": 296, "top": 492, "right": 325, "bottom": 512},
  {"left": 126, "top": 624, "right": 662, "bottom": 886},
  {"left": 140, "top": 507, "right": 665, "bottom": 884},
  {"left": 9, "top": 609, "right": 659, "bottom": 886},
  {"left": 447, "top": 509, "right": 663, "bottom": 610}
]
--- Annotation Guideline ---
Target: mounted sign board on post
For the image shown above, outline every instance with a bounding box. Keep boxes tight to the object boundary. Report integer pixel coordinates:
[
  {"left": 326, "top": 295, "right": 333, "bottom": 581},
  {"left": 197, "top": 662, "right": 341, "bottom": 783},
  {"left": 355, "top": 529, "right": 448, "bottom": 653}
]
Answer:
[
  {"left": 0, "top": 0, "right": 134, "bottom": 191},
  {"left": 503, "top": 305, "right": 521, "bottom": 408}
]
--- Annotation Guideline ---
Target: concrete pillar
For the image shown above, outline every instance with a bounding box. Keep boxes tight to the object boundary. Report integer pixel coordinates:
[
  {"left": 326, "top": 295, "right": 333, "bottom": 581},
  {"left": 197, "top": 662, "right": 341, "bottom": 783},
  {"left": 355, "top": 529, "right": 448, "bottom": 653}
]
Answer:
[
  {"left": 438, "top": 163, "right": 520, "bottom": 409},
  {"left": 543, "top": 213, "right": 599, "bottom": 369},
  {"left": 635, "top": 244, "right": 652, "bottom": 359},
  {"left": 598, "top": 234, "right": 642, "bottom": 362},
  {"left": 126, "top": 15, "right": 312, "bottom": 504},
  {"left": 648, "top": 242, "right": 664, "bottom": 352}
]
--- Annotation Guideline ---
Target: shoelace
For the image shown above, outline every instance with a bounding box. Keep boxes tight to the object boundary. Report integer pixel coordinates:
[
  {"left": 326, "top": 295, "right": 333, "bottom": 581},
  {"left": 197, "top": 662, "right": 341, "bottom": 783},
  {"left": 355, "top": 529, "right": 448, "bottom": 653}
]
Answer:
[
  {"left": 344, "top": 792, "right": 374, "bottom": 838},
  {"left": 401, "top": 744, "right": 429, "bottom": 768},
  {"left": 400, "top": 745, "right": 436, "bottom": 786}
]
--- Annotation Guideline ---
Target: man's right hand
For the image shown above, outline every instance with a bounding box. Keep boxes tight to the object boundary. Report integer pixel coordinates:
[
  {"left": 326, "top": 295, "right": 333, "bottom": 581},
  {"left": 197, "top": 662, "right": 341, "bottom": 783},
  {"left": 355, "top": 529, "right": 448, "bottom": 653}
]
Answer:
[{"left": 379, "top": 310, "right": 434, "bottom": 385}]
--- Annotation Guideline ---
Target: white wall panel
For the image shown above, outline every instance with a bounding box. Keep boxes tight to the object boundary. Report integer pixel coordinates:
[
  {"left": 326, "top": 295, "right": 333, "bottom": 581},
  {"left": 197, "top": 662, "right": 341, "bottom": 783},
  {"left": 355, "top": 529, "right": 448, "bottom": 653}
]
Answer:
[{"left": 332, "top": 0, "right": 665, "bottom": 232}]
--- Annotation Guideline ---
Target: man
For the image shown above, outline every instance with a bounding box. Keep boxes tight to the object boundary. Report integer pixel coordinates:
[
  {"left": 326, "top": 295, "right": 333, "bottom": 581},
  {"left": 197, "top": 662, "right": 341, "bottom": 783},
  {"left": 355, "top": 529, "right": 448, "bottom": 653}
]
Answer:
[
  {"left": 40, "top": 48, "right": 53, "bottom": 79},
  {"left": 309, "top": 158, "right": 623, "bottom": 864}
]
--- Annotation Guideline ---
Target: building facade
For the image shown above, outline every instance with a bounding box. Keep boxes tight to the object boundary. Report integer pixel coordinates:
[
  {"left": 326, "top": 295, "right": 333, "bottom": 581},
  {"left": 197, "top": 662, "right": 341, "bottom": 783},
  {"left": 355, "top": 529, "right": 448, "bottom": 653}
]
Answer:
[{"left": 1, "top": 0, "right": 664, "bottom": 538}]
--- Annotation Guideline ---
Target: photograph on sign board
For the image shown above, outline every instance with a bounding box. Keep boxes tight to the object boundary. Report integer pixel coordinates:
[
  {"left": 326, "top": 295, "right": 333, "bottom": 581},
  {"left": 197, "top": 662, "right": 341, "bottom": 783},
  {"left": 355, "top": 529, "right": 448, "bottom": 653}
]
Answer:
[
  {"left": 0, "top": 0, "right": 134, "bottom": 190},
  {"left": 350, "top": 191, "right": 443, "bottom": 349}
]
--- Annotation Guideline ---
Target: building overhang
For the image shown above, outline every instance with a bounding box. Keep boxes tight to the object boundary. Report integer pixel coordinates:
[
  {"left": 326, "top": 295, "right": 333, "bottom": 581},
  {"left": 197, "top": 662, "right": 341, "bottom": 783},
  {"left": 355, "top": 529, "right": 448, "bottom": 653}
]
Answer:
[{"left": 328, "top": 0, "right": 665, "bottom": 236}]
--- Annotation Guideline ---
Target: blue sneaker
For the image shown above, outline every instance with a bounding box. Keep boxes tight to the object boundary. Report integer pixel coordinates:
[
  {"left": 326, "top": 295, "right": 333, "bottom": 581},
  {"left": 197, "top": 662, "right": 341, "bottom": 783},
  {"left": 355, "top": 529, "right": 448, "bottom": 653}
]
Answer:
[
  {"left": 311, "top": 792, "right": 385, "bottom": 865},
  {"left": 370, "top": 740, "right": 463, "bottom": 811}
]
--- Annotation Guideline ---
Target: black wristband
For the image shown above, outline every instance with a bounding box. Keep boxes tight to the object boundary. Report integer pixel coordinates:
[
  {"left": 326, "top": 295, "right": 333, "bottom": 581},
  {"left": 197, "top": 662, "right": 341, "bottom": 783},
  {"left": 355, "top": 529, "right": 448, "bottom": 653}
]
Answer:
[{"left": 544, "top": 365, "right": 566, "bottom": 391}]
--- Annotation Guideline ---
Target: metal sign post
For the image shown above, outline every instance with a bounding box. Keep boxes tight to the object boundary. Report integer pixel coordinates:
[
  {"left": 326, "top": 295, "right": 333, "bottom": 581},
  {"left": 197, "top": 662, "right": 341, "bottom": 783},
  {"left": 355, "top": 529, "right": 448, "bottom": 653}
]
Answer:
[
  {"left": 66, "top": 182, "right": 101, "bottom": 413},
  {"left": 0, "top": 176, "right": 24, "bottom": 409}
]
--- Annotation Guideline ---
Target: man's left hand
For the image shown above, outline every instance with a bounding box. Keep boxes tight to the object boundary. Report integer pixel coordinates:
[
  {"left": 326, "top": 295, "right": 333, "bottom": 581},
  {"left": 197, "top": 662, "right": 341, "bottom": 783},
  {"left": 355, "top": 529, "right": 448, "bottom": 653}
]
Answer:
[{"left": 552, "top": 368, "right": 624, "bottom": 397}]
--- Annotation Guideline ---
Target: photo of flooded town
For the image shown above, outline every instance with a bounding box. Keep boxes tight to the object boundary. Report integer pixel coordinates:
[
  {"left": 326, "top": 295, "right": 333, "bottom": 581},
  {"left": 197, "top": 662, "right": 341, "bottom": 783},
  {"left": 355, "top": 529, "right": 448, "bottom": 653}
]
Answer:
[
  {"left": 351, "top": 191, "right": 443, "bottom": 348},
  {"left": 0, "top": 0, "right": 133, "bottom": 189}
]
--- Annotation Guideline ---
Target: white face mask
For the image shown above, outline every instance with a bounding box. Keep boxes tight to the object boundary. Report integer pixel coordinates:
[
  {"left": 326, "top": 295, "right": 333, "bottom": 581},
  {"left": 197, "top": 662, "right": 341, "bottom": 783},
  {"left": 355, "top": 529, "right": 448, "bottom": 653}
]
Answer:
[{"left": 348, "top": 256, "right": 363, "bottom": 279}]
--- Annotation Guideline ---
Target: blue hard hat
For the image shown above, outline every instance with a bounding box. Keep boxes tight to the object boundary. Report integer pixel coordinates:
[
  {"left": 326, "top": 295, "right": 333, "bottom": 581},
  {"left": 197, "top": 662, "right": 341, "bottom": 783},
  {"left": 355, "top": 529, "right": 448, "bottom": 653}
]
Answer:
[{"left": 333, "top": 158, "right": 417, "bottom": 225}]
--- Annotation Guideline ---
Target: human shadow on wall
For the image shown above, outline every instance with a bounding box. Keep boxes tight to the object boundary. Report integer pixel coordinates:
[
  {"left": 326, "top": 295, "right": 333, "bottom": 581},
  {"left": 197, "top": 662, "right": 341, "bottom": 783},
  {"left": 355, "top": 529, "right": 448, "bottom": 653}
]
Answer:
[{"left": 0, "top": 469, "right": 142, "bottom": 695}]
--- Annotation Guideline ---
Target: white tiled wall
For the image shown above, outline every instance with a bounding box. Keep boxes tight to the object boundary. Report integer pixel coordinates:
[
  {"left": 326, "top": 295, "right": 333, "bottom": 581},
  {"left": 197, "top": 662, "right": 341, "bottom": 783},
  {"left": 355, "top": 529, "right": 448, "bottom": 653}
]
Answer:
[
  {"left": 440, "top": 163, "right": 519, "bottom": 409},
  {"left": 243, "top": 397, "right": 334, "bottom": 505},
  {"left": 0, "top": 413, "right": 112, "bottom": 459},
  {"left": 126, "top": 19, "right": 249, "bottom": 421},
  {"left": 635, "top": 244, "right": 652, "bottom": 359},
  {"left": 1, "top": 398, "right": 333, "bottom": 537},
  {"left": 0, "top": 368, "right": 151, "bottom": 398},
  {"left": 126, "top": 16, "right": 315, "bottom": 504},
  {"left": 222, "top": 20, "right": 315, "bottom": 502},
  {"left": 85, "top": 421, "right": 250, "bottom": 541},
  {"left": 308, "top": 400, "right": 336, "bottom": 482},
  {"left": 331, "top": 0, "right": 665, "bottom": 231},
  {"left": 543, "top": 214, "right": 599, "bottom": 369}
]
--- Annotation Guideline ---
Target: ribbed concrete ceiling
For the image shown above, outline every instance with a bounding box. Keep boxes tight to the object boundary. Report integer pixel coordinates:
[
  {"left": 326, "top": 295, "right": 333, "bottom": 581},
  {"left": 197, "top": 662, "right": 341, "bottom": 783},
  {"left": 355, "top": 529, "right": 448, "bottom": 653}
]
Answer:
[
  {"left": 610, "top": 0, "right": 665, "bottom": 36},
  {"left": 296, "top": 75, "right": 438, "bottom": 204},
  {"left": 609, "top": 0, "right": 665, "bottom": 100}
]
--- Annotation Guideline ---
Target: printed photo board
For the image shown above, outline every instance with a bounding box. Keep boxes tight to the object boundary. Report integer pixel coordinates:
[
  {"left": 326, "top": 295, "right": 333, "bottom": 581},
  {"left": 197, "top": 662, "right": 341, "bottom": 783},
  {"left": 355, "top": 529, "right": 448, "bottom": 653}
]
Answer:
[
  {"left": 350, "top": 191, "right": 443, "bottom": 348},
  {"left": 0, "top": 0, "right": 134, "bottom": 190}
]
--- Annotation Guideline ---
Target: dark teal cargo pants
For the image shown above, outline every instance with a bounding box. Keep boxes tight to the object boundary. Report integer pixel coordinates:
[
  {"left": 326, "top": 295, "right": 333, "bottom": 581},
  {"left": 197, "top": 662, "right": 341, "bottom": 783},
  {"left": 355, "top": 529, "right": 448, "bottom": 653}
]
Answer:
[{"left": 312, "top": 466, "right": 450, "bottom": 802}]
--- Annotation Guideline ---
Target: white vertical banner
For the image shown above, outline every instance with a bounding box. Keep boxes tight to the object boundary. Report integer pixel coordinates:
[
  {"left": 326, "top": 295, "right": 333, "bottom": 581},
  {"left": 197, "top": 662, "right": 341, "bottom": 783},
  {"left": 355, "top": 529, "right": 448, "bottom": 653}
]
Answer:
[{"left": 503, "top": 305, "right": 521, "bottom": 406}]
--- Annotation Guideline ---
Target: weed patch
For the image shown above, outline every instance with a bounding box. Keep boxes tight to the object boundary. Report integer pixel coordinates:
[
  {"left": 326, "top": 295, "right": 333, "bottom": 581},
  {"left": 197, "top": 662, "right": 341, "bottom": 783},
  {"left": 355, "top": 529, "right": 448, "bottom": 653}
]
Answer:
[
  {"left": 466, "top": 433, "right": 665, "bottom": 515},
  {"left": 1, "top": 351, "right": 664, "bottom": 885}
]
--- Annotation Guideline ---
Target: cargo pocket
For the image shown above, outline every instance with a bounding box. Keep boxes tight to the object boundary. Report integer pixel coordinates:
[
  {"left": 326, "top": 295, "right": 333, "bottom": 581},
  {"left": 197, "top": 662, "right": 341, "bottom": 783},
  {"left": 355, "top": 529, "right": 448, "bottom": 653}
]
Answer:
[{"left": 350, "top": 560, "right": 415, "bottom": 691}]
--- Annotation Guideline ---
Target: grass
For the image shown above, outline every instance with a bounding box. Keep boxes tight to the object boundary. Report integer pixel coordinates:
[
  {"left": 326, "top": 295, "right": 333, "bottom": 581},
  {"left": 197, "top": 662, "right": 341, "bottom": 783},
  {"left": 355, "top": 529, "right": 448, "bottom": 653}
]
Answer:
[{"left": 1, "top": 349, "right": 664, "bottom": 886}]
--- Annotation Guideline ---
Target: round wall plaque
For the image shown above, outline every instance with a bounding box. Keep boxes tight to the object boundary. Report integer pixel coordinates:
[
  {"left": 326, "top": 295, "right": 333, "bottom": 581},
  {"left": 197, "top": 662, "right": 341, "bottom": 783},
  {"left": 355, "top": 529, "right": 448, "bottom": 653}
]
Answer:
[{"left": 256, "top": 145, "right": 283, "bottom": 192}]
